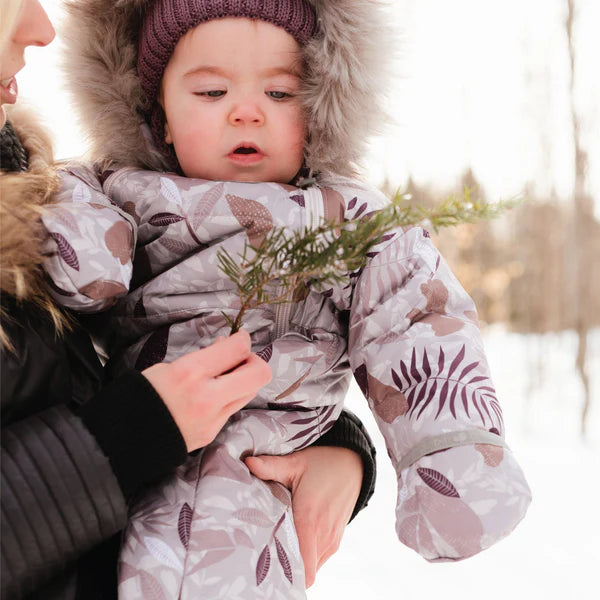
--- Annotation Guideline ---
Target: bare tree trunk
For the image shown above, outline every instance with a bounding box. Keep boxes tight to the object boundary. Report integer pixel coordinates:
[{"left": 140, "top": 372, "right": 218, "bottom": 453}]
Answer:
[{"left": 566, "top": 0, "right": 592, "bottom": 436}]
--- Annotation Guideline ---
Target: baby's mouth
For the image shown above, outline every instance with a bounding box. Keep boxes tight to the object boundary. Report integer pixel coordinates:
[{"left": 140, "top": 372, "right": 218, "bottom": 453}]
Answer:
[
  {"left": 228, "top": 144, "right": 265, "bottom": 165},
  {"left": 233, "top": 147, "right": 258, "bottom": 155}
]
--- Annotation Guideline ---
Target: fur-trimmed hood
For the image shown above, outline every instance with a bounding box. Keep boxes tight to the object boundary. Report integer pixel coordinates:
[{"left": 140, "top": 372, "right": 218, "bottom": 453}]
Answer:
[
  {"left": 0, "top": 104, "right": 58, "bottom": 301},
  {"left": 0, "top": 104, "right": 65, "bottom": 343},
  {"left": 61, "top": 0, "right": 393, "bottom": 177}
]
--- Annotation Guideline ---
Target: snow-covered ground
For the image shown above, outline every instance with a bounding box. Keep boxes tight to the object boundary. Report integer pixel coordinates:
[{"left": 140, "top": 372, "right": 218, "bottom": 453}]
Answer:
[{"left": 310, "top": 326, "right": 599, "bottom": 600}]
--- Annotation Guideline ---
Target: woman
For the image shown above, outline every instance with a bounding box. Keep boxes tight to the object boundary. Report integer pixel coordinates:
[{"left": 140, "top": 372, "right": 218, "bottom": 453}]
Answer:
[{"left": 0, "top": 1, "right": 376, "bottom": 598}]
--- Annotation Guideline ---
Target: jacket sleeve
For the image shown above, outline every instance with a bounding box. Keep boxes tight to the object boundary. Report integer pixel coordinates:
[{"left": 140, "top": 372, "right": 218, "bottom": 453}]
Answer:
[
  {"left": 41, "top": 164, "right": 136, "bottom": 312},
  {"left": 1, "top": 372, "right": 187, "bottom": 599},
  {"left": 1, "top": 405, "right": 126, "bottom": 599},
  {"left": 348, "top": 223, "right": 531, "bottom": 561},
  {"left": 312, "top": 409, "right": 376, "bottom": 521}
]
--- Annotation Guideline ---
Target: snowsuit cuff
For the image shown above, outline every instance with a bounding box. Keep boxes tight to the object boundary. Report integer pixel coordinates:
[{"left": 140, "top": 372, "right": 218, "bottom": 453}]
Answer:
[{"left": 77, "top": 370, "right": 187, "bottom": 497}]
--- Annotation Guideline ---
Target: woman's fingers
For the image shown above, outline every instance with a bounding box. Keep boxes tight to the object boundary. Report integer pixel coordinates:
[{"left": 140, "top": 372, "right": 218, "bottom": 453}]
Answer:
[
  {"left": 182, "top": 330, "right": 253, "bottom": 377},
  {"left": 141, "top": 331, "right": 271, "bottom": 451},
  {"left": 214, "top": 353, "right": 272, "bottom": 405},
  {"left": 316, "top": 530, "right": 342, "bottom": 571},
  {"left": 245, "top": 455, "right": 297, "bottom": 490},
  {"left": 294, "top": 516, "right": 318, "bottom": 588}
]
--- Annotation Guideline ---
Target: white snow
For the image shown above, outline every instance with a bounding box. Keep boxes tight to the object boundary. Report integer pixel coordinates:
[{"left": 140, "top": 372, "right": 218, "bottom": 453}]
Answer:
[{"left": 310, "top": 326, "right": 599, "bottom": 600}]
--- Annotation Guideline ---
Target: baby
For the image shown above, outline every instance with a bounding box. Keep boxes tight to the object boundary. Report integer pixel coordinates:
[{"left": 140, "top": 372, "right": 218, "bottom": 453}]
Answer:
[{"left": 42, "top": 1, "right": 531, "bottom": 598}]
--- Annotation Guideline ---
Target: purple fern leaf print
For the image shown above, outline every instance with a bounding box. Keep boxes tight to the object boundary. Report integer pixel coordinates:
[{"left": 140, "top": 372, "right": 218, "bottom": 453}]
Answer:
[
  {"left": 256, "top": 545, "right": 271, "bottom": 586},
  {"left": 438, "top": 346, "right": 446, "bottom": 373},
  {"left": 148, "top": 212, "right": 185, "bottom": 227},
  {"left": 178, "top": 502, "right": 193, "bottom": 549},
  {"left": 447, "top": 344, "right": 466, "bottom": 378},
  {"left": 449, "top": 382, "right": 459, "bottom": 419},
  {"left": 435, "top": 379, "right": 450, "bottom": 419},
  {"left": 471, "top": 390, "right": 487, "bottom": 425},
  {"left": 417, "top": 467, "right": 460, "bottom": 498},
  {"left": 422, "top": 348, "right": 432, "bottom": 377},
  {"left": 410, "top": 348, "right": 422, "bottom": 383},
  {"left": 51, "top": 232, "right": 79, "bottom": 271},
  {"left": 256, "top": 344, "right": 273, "bottom": 363},
  {"left": 390, "top": 368, "right": 403, "bottom": 392},
  {"left": 461, "top": 386, "right": 471, "bottom": 418},
  {"left": 134, "top": 325, "right": 170, "bottom": 371},
  {"left": 416, "top": 379, "right": 438, "bottom": 419},
  {"left": 458, "top": 360, "right": 479, "bottom": 380},
  {"left": 274, "top": 536, "right": 293, "bottom": 584}
]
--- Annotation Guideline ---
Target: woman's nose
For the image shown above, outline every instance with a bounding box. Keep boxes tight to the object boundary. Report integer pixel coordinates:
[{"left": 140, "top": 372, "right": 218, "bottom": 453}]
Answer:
[
  {"left": 228, "top": 100, "right": 265, "bottom": 127},
  {"left": 13, "top": 0, "right": 56, "bottom": 48}
]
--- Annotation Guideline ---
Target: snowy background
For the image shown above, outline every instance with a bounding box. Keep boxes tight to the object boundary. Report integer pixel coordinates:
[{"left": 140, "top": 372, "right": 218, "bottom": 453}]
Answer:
[{"left": 17, "top": 1, "right": 600, "bottom": 598}]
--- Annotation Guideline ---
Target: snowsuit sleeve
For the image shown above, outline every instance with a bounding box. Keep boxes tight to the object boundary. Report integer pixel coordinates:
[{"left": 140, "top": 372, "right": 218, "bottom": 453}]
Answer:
[
  {"left": 348, "top": 218, "right": 531, "bottom": 560},
  {"left": 41, "top": 164, "right": 136, "bottom": 312}
]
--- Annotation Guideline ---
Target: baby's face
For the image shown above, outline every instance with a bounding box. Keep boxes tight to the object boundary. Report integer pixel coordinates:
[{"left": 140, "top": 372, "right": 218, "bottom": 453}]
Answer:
[{"left": 160, "top": 18, "right": 306, "bottom": 183}]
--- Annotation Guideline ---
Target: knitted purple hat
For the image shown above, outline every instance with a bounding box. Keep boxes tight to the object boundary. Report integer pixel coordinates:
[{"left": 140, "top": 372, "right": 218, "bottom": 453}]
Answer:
[{"left": 138, "top": 0, "right": 318, "bottom": 158}]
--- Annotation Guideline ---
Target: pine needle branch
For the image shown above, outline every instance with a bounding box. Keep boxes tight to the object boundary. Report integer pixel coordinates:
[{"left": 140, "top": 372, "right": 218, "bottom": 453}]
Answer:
[{"left": 218, "top": 187, "right": 519, "bottom": 333}]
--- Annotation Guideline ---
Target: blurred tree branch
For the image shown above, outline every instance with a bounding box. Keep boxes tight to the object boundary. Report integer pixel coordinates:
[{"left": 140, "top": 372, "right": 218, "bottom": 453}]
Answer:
[{"left": 566, "top": 0, "right": 594, "bottom": 436}]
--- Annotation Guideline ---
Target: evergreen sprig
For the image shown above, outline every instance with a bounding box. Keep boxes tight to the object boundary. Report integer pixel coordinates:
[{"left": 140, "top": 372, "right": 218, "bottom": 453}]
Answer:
[
  {"left": 390, "top": 186, "right": 522, "bottom": 233},
  {"left": 218, "top": 187, "right": 518, "bottom": 333}
]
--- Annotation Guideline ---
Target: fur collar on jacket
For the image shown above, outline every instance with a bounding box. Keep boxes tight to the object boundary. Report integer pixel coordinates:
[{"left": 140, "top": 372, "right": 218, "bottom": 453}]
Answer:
[
  {"left": 61, "top": 0, "right": 393, "bottom": 177},
  {"left": 0, "top": 104, "right": 65, "bottom": 344}
]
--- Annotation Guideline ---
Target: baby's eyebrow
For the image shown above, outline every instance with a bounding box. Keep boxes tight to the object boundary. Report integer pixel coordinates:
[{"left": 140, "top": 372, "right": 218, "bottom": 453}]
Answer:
[
  {"left": 183, "top": 65, "right": 301, "bottom": 79},
  {"left": 261, "top": 66, "right": 301, "bottom": 78},
  {"left": 184, "top": 65, "right": 228, "bottom": 78}
]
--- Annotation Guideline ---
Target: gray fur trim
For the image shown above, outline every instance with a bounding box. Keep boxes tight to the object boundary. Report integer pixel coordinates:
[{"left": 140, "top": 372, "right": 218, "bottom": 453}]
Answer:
[{"left": 61, "top": 0, "right": 394, "bottom": 176}]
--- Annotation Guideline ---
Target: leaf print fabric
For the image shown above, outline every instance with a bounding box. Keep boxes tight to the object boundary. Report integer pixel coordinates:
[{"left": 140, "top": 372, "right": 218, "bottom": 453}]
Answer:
[
  {"left": 40, "top": 166, "right": 530, "bottom": 596},
  {"left": 42, "top": 167, "right": 135, "bottom": 312},
  {"left": 119, "top": 419, "right": 308, "bottom": 599}
]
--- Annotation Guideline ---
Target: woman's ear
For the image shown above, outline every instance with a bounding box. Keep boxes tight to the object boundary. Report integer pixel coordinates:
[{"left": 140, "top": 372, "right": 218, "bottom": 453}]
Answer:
[{"left": 164, "top": 120, "right": 173, "bottom": 145}]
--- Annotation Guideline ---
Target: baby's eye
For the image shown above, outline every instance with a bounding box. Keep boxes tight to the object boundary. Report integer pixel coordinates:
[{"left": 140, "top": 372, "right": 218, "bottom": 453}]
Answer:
[
  {"left": 267, "top": 91, "right": 292, "bottom": 100},
  {"left": 196, "top": 90, "right": 226, "bottom": 98}
]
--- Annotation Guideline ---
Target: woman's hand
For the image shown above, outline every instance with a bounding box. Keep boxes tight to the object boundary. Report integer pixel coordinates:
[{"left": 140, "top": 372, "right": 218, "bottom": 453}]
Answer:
[
  {"left": 143, "top": 330, "right": 272, "bottom": 451},
  {"left": 245, "top": 445, "right": 363, "bottom": 588}
]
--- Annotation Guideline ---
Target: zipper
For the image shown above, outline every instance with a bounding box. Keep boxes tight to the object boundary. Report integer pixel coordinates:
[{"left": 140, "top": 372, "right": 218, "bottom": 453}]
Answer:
[{"left": 273, "top": 185, "right": 324, "bottom": 339}]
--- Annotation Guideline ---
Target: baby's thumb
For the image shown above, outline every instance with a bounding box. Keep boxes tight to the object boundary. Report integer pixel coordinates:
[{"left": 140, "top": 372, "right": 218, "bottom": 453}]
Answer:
[{"left": 245, "top": 455, "right": 295, "bottom": 489}]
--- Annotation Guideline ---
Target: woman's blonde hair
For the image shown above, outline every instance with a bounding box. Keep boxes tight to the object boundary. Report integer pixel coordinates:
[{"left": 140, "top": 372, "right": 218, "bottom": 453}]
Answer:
[{"left": 0, "top": 0, "right": 23, "bottom": 55}]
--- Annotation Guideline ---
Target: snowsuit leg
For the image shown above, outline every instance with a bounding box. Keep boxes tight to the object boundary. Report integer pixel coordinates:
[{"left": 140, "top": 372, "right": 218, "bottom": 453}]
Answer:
[{"left": 118, "top": 405, "right": 345, "bottom": 599}]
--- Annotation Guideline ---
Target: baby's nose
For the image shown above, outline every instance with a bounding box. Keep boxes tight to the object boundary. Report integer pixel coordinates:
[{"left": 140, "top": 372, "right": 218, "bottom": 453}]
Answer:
[{"left": 228, "top": 101, "right": 265, "bottom": 126}]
